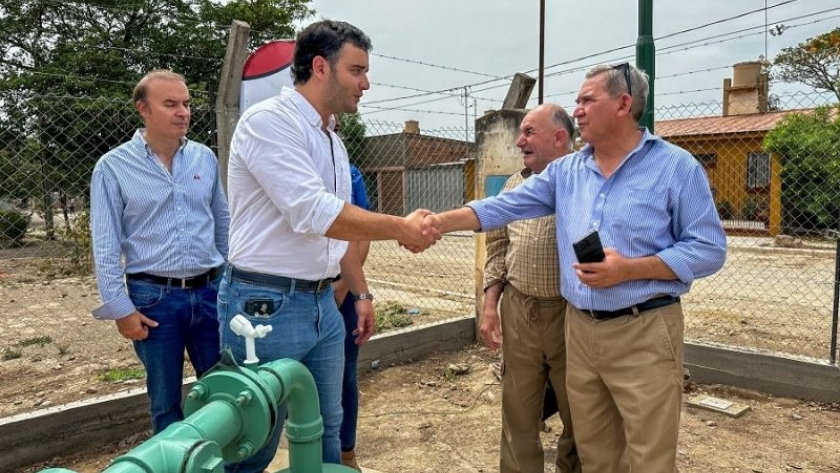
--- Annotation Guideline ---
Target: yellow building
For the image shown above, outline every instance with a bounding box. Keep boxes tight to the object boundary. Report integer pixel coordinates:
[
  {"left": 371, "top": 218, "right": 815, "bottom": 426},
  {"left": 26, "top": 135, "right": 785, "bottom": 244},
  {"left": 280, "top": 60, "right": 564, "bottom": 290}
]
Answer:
[
  {"left": 656, "top": 111, "right": 797, "bottom": 236},
  {"left": 656, "top": 61, "right": 800, "bottom": 236}
]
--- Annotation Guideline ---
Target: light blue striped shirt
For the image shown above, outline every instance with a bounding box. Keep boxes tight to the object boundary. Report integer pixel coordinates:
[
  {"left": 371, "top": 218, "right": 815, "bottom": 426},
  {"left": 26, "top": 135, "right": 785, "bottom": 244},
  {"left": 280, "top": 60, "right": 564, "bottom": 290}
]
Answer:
[
  {"left": 90, "top": 130, "right": 230, "bottom": 320},
  {"left": 469, "top": 130, "right": 726, "bottom": 311}
]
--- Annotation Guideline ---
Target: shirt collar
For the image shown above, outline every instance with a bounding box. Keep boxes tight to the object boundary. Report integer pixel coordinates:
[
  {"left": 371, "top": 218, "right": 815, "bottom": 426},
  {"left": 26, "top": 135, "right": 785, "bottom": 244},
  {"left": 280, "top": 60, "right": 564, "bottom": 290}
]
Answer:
[
  {"left": 282, "top": 86, "right": 336, "bottom": 132},
  {"left": 132, "top": 129, "right": 187, "bottom": 156},
  {"left": 578, "top": 127, "right": 660, "bottom": 163}
]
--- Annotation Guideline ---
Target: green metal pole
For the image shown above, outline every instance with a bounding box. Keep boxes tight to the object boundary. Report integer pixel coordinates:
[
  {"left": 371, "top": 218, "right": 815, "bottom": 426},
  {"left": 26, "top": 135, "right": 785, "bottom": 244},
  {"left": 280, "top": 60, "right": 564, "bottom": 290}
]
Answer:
[{"left": 636, "top": 0, "right": 655, "bottom": 132}]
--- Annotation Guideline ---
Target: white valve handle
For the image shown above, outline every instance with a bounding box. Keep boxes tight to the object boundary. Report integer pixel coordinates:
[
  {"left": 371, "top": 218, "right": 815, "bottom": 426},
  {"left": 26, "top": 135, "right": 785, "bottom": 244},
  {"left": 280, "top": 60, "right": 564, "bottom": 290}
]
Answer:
[{"left": 229, "top": 314, "right": 273, "bottom": 365}]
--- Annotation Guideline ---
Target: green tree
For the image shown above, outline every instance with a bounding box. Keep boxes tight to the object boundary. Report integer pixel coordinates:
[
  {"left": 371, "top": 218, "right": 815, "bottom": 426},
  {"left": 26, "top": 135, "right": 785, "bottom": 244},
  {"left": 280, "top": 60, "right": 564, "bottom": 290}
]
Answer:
[
  {"left": 763, "top": 106, "right": 840, "bottom": 233},
  {"left": 337, "top": 112, "right": 367, "bottom": 165},
  {"left": 0, "top": 0, "right": 313, "bottom": 236},
  {"left": 772, "top": 27, "right": 840, "bottom": 103}
]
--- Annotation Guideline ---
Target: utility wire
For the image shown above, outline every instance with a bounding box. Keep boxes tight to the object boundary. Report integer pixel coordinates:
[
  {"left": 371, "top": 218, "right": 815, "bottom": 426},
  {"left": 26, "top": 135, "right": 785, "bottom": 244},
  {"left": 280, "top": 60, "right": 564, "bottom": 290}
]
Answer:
[
  {"left": 371, "top": 52, "right": 504, "bottom": 80},
  {"left": 92, "top": 45, "right": 223, "bottom": 62},
  {"left": 369, "top": 0, "right": 812, "bottom": 105},
  {"left": 657, "top": 0, "right": 802, "bottom": 41},
  {"left": 16, "top": 69, "right": 211, "bottom": 94},
  {"left": 359, "top": 104, "right": 467, "bottom": 117}
]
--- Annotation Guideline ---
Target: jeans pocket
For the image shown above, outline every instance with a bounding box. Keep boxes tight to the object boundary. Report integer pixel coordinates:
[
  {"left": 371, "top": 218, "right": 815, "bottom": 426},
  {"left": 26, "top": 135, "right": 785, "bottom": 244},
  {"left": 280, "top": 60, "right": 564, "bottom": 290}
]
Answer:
[
  {"left": 238, "top": 291, "right": 289, "bottom": 321},
  {"left": 129, "top": 282, "right": 165, "bottom": 311}
]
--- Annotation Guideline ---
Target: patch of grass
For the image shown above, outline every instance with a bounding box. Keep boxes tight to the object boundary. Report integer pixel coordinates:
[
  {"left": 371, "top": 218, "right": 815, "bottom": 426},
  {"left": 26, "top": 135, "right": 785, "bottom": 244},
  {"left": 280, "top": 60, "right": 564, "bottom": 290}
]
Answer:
[
  {"left": 375, "top": 301, "right": 414, "bottom": 332},
  {"left": 18, "top": 336, "right": 53, "bottom": 347},
  {"left": 98, "top": 367, "right": 146, "bottom": 383},
  {"left": 2, "top": 349, "right": 22, "bottom": 361}
]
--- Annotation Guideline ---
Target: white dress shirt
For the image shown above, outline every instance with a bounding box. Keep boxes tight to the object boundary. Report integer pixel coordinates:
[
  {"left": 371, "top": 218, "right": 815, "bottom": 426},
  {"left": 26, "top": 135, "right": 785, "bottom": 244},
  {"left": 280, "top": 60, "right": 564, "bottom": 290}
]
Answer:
[{"left": 227, "top": 87, "right": 351, "bottom": 280}]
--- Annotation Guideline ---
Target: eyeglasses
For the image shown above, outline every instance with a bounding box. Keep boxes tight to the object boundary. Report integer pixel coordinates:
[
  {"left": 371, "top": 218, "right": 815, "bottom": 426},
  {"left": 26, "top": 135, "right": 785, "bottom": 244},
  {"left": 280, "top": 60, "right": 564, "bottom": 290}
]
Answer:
[{"left": 612, "top": 63, "right": 632, "bottom": 97}]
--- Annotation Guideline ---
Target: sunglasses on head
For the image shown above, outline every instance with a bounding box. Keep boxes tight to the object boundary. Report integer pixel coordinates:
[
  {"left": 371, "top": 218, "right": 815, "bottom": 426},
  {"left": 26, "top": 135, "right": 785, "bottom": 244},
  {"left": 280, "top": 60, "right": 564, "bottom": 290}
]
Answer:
[{"left": 612, "top": 63, "right": 632, "bottom": 97}]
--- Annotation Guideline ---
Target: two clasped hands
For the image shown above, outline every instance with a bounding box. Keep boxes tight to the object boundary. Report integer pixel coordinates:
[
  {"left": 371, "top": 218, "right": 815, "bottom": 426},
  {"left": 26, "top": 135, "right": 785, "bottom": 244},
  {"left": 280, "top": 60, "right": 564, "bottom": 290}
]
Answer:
[{"left": 397, "top": 209, "right": 447, "bottom": 253}]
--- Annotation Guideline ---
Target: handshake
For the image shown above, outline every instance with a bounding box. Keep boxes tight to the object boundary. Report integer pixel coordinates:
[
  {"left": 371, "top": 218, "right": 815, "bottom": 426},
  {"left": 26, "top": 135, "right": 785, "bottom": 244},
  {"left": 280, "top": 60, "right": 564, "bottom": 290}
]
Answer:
[{"left": 398, "top": 209, "right": 445, "bottom": 253}]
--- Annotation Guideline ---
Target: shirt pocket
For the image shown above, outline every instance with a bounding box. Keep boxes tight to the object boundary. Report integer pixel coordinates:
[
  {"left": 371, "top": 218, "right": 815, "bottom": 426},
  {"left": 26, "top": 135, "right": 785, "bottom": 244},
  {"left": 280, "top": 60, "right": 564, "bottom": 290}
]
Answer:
[{"left": 612, "top": 187, "right": 669, "bottom": 236}]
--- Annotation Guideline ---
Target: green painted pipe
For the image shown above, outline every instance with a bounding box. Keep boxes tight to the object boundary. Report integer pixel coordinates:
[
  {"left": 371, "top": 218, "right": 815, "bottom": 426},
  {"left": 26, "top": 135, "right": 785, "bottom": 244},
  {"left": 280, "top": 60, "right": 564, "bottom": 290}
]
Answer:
[
  {"left": 38, "top": 351, "right": 357, "bottom": 473},
  {"left": 258, "top": 359, "right": 324, "bottom": 473}
]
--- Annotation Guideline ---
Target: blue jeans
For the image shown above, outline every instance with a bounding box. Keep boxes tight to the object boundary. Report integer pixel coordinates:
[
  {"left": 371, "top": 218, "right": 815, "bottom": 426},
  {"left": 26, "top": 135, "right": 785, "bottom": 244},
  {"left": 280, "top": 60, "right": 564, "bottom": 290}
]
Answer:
[
  {"left": 339, "top": 295, "right": 360, "bottom": 452},
  {"left": 128, "top": 275, "right": 222, "bottom": 434},
  {"left": 217, "top": 265, "right": 345, "bottom": 473}
]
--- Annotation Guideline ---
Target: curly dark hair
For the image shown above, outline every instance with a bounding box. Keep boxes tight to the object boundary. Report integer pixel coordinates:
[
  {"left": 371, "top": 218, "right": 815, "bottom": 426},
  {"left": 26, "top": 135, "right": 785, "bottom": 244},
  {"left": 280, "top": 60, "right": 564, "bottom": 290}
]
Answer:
[{"left": 291, "top": 20, "right": 372, "bottom": 85}]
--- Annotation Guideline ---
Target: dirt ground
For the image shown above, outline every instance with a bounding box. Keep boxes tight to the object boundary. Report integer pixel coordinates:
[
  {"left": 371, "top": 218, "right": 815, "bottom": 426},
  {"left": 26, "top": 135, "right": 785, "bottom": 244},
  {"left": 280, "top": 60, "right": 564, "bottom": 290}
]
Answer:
[
  {"left": 2, "top": 232, "right": 836, "bottom": 416},
  {"left": 0, "top": 237, "right": 474, "bottom": 418},
  {"left": 23, "top": 344, "right": 840, "bottom": 473},
  {"left": 3, "top": 230, "right": 840, "bottom": 471}
]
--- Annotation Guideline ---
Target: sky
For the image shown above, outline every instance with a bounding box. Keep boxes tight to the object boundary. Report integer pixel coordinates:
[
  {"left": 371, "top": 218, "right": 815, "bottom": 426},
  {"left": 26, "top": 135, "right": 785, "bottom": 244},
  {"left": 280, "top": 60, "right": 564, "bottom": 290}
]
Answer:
[{"left": 298, "top": 0, "right": 839, "bottom": 136}]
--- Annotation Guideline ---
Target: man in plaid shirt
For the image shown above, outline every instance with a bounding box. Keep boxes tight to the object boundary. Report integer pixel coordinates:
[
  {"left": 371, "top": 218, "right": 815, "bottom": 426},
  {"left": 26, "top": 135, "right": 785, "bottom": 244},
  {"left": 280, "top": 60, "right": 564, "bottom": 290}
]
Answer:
[{"left": 482, "top": 103, "right": 581, "bottom": 473}]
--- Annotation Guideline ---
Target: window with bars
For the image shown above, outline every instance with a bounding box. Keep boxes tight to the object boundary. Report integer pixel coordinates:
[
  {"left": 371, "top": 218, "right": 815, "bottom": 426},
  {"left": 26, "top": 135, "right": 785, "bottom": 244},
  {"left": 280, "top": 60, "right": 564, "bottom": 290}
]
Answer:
[{"left": 747, "top": 152, "right": 771, "bottom": 190}]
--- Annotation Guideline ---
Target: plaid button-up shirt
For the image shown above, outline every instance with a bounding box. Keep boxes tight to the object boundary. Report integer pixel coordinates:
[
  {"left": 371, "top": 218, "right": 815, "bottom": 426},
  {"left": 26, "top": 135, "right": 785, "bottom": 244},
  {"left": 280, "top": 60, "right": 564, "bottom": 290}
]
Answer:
[{"left": 484, "top": 168, "right": 562, "bottom": 299}]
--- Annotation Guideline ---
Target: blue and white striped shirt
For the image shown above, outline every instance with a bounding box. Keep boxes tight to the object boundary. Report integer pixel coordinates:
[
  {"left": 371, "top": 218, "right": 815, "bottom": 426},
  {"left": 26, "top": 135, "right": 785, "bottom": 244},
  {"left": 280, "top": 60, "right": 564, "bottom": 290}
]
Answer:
[
  {"left": 469, "top": 130, "right": 726, "bottom": 311},
  {"left": 90, "top": 130, "right": 230, "bottom": 320}
]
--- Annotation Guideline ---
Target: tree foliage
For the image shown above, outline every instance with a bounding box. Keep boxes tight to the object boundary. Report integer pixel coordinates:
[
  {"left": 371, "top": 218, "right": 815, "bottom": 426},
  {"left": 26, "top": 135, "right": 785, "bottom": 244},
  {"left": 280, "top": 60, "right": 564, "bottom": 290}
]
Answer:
[
  {"left": 0, "top": 0, "right": 312, "bottom": 231},
  {"left": 337, "top": 112, "right": 367, "bottom": 165},
  {"left": 773, "top": 27, "right": 840, "bottom": 103},
  {"left": 763, "top": 106, "right": 840, "bottom": 233}
]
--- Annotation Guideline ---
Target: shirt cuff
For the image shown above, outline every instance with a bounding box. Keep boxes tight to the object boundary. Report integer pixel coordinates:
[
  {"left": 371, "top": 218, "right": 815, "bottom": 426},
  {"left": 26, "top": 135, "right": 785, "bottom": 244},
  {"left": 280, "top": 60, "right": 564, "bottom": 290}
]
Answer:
[
  {"left": 656, "top": 249, "right": 695, "bottom": 285},
  {"left": 92, "top": 295, "right": 136, "bottom": 320},
  {"left": 309, "top": 196, "right": 346, "bottom": 237},
  {"left": 483, "top": 276, "right": 505, "bottom": 292}
]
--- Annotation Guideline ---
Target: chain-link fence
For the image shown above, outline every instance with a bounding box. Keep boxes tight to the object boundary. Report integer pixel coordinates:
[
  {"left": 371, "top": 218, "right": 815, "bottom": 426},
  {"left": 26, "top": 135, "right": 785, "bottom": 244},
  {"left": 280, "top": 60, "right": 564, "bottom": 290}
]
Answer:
[
  {"left": 654, "top": 89, "right": 840, "bottom": 365},
  {"left": 1, "top": 89, "right": 839, "bottom": 420}
]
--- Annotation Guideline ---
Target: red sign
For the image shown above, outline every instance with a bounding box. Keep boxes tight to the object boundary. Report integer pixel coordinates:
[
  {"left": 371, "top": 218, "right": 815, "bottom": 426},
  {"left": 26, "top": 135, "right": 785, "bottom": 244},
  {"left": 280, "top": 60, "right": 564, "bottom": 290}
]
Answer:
[{"left": 240, "top": 40, "right": 296, "bottom": 112}]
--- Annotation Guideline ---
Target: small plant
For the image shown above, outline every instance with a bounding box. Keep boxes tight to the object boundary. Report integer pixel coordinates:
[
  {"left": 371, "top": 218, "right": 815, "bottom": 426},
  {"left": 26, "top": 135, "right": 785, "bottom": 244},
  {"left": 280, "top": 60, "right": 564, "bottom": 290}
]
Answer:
[
  {"left": 741, "top": 198, "right": 759, "bottom": 220},
  {"left": 98, "top": 367, "right": 146, "bottom": 383},
  {"left": 717, "top": 201, "right": 735, "bottom": 220},
  {"left": 62, "top": 209, "right": 93, "bottom": 275},
  {"left": 18, "top": 336, "right": 53, "bottom": 347},
  {"left": 0, "top": 208, "right": 31, "bottom": 247},
  {"left": 2, "top": 349, "right": 22, "bottom": 361},
  {"left": 57, "top": 344, "right": 70, "bottom": 356},
  {"left": 375, "top": 301, "right": 415, "bottom": 331}
]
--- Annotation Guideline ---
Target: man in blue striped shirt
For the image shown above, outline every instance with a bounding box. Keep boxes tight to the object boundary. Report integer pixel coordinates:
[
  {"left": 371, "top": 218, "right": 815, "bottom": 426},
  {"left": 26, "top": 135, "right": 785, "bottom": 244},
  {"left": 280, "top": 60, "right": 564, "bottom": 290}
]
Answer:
[
  {"left": 423, "top": 63, "right": 726, "bottom": 473},
  {"left": 90, "top": 70, "right": 230, "bottom": 434}
]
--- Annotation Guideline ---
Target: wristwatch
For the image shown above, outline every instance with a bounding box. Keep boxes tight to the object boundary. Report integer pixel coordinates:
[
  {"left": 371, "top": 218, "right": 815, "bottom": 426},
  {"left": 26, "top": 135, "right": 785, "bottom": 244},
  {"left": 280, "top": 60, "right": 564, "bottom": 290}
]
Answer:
[{"left": 353, "top": 292, "right": 374, "bottom": 302}]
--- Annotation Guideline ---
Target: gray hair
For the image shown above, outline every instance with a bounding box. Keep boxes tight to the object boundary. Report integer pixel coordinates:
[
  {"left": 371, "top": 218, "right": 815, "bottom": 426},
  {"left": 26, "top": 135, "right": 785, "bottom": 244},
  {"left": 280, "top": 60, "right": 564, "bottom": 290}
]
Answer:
[
  {"left": 543, "top": 103, "right": 575, "bottom": 151},
  {"left": 585, "top": 63, "right": 649, "bottom": 122}
]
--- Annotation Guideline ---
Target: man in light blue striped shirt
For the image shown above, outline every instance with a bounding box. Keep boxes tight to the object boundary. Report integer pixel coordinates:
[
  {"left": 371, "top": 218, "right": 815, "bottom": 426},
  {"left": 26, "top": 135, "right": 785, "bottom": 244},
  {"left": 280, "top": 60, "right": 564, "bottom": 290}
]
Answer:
[
  {"left": 90, "top": 70, "right": 230, "bottom": 434},
  {"left": 423, "top": 63, "right": 726, "bottom": 473}
]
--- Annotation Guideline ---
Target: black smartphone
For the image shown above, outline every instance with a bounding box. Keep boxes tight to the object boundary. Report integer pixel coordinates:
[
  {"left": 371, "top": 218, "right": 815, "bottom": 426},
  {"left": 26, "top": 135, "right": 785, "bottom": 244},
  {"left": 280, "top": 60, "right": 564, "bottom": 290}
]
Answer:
[
  {"left": 573, "top": 231, "right": 606, "bottom": 264},
  {"left": 245, "top": 298, "right": 274, "bottom": 316}
]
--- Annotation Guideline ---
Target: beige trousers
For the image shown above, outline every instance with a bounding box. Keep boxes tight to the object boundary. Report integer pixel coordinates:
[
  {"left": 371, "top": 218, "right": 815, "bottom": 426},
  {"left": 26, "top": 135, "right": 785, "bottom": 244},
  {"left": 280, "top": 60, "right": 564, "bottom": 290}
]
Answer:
[
  {"left": 500, "top": 284, "right": 581, "bottom": 473},
  {"left": 565, "top": 303, "right": 684, "bottom": 473}
]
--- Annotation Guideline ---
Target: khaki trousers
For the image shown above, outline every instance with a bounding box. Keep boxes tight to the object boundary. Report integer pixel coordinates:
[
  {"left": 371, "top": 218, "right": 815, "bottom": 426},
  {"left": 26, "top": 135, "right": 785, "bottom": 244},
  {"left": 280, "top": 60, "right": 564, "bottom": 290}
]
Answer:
[
  {"left": 565, "top": 303, "right": 684, "bottom": 473},
  {"left": 500, "top": 284, "right": 581, "bottom": 473}
]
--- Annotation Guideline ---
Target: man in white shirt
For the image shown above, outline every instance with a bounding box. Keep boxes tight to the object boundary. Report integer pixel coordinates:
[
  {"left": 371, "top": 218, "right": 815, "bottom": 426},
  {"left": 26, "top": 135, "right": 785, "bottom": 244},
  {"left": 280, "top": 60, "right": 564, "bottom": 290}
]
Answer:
[{"left": 219, "top": 20, "right": 438, "bottom": 473}]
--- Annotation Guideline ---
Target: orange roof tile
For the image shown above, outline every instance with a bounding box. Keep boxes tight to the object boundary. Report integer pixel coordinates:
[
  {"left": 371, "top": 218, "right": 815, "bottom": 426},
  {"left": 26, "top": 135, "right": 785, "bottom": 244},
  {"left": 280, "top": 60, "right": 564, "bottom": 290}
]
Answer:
[{"left": 655, "top": 108, "right": 817, "bottom": 137}]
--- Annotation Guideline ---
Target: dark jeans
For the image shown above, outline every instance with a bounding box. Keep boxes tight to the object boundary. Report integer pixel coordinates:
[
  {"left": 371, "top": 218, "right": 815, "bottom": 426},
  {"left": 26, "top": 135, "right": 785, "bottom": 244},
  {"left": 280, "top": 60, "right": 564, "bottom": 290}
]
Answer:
[
  {"left": 217, "top": 265, "right": 345, "bottom": 473},
  {"left": 127, "top": 276, "right": 222, "bottom": 434},
  {"left": 339, "top": 294, "right": 360, "bottom": 452}
]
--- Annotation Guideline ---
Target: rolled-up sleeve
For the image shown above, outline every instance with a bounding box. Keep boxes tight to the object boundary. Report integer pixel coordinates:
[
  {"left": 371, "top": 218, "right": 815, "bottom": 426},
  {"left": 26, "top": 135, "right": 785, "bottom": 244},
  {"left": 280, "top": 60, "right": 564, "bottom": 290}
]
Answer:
[{"left": 657, "top": 164, "right": 727, "bottom": 283}]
